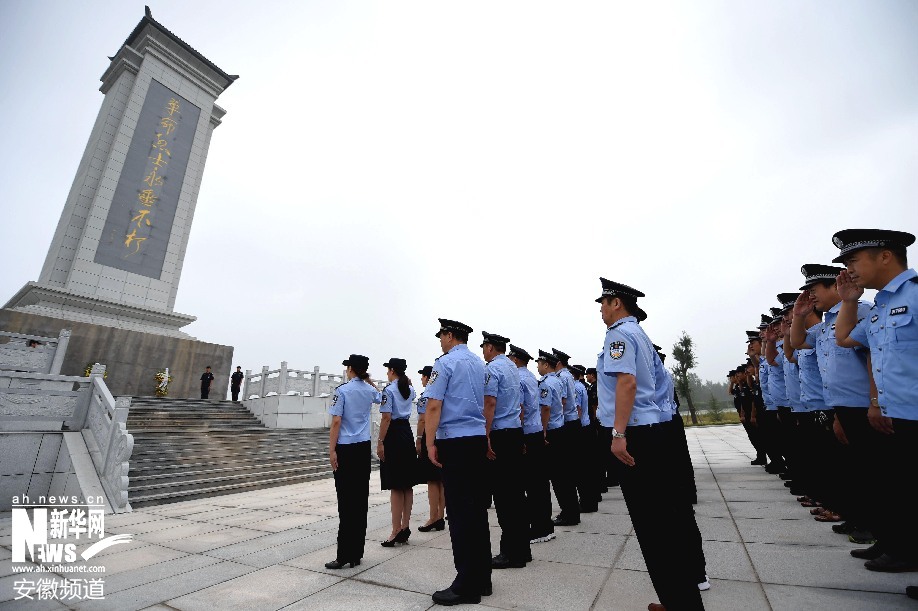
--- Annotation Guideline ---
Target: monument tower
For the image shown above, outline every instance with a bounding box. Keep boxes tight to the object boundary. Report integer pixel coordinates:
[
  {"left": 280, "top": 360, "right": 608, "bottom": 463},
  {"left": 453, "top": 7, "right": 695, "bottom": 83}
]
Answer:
[{"left": 2, "top": 7, "right": 237, "bottom": 397}]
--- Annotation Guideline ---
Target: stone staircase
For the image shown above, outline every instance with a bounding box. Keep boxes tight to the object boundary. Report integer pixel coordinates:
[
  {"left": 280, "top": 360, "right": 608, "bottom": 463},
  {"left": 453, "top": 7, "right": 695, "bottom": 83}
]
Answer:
[{"left": 126, "top": 397, "right": 335, "bottom": 508}]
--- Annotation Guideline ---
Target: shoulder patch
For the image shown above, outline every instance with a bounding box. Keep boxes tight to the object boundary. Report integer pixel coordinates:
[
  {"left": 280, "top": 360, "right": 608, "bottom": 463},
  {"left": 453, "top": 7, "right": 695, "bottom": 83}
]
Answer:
[
  {"left": 331, "top": 393, "right": 339, "bottom": 406},
  {"left": 540, "top": 388, "right": 549, "bottom": 399},
  {"left": 610, "top": 341, "right": 626, "bottom": 360},
  {"left": 429, "top": 370, "right": 439, "bottom": 385},
  {"left": 381, "top": 392, "right": 388, "bottom": 405},
  {"left": 891, "top": 305, "right": 908, "bottom": 316},
  {"left": 484, "top": 372, "right": 491, "bottom": 386}
]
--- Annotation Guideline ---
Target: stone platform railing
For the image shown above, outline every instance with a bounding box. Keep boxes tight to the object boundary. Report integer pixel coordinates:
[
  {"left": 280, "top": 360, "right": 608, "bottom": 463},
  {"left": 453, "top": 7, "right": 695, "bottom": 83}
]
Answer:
[
  {"left": 0, "top": 328, "right": 71, "bottom": 375},
  {"left": 243, "top": 362, "right": 386, "bottom": 399}
]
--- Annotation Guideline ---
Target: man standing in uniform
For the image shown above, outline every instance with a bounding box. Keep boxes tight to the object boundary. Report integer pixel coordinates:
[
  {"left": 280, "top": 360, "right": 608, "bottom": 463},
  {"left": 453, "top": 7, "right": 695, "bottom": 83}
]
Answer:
[
  {"left": 552, "top": 348, "right": 588, "bottom": 519},
  {"left": 571, "top": 364, "right": 601, "bottom": 510},
  {"left": 480, "top": 331, "right": 530, "bottom": 569},
  {"left": 200, "top": 366, "right": 214, "bottom": 400},
  {"left": 536, "top": 350, "right": 579, "bottom": 526},
  {"left": 425, "top": 319, "right": 491, "bottom": 606},
  {"left": 509, "top": 345, "right": 555, "bottom": 545},
  {"left": 585, "top": 367, "right": 612, "bottom": 493},
  {"left": 230, "top": 366, "right": 244, "bottom": 402},
  {"left": 595, "top": 277, "right": 705, "bottom": 611},
  {"left": 833, "top": 229, "right": 918, "bottom": 579}
]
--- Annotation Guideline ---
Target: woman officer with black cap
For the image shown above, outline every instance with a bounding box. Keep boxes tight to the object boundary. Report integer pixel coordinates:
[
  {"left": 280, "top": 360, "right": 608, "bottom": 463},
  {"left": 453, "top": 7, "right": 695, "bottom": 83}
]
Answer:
[
  {"left": 378, "top": 358, "right": 419, "bottom": 546},
  {"left": 416, "top": 365, "right": 446, "bottom": 532},
  {"left": 324, "top": 354, "right": 381, "bottom": 570}
]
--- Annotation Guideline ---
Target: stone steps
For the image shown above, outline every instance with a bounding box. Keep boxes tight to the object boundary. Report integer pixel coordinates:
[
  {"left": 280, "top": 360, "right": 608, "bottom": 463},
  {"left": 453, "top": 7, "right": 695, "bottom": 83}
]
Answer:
[{"left": 126, "top": 397, "right": 337, "bottom": 508}]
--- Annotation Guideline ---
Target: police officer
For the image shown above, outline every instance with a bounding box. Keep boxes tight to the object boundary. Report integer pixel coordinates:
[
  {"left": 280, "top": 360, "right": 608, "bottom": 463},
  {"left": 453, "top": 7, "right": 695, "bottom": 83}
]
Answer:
[
  {"left": 325, "top": 354, "right": 381, "bottom": 570},
  {"left": 379, "top": 358, "right": 418, "bottom": 547},
  {"left": 551, "top": 348, "right": 588, "bottom": 519},
  {"left": 480, "top": 331, "right": 530, "bottom": 569},
  {"left": 595, "top": 277, "right": 705, "bottom": 610},
  {"left": 536, "top": 350, "right": 579, "bottom": 526},
  {"left": 759, "top": 314, "right": 786, "bottom": 475},
  {"left": 416, "top": 365, "right": 446, "bottom": 532},
  {"left": 509, "top": 344, "right": 554, "bottom": 544},
  {"left": 424, "top": 319, "right": 492, "bottom": 605},
  {"left": 200, "top": 366, "right": 214, "bottom": 400},
  {"left": 571, "top": 364, "right": 601, "bottom": 510},
  {"left": 585, "top": 367, "right": 612, "bottom": 493},
  {"left": 230, "top": 366, "right": 244, "bottom": 402},
  {"left": 833, "top": 229, "right": 918, "bottom": 575}
]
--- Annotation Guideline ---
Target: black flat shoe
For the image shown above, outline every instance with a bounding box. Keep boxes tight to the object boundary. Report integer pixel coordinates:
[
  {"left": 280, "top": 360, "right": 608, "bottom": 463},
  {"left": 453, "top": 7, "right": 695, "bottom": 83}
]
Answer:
[
  {"left": 491, "top": 553, "right": 526, "bottom": 569},
  {"left": 418, "top": 518, "right": 445, "bottom": 532},
  {"left": 552, "top": 516, "right": 580, "bottom": 526},
  {"left": 850, "top": 543, "right": 883, "bottom": 560},
  {"left": 324, "top": 559, "right": 360, "bottom": 569},
  {"left": 865, "top": 553, "right": 918, "bottom": 573},
  {"left": 432, "top": 587, "right": 481, "bottom": 606}
]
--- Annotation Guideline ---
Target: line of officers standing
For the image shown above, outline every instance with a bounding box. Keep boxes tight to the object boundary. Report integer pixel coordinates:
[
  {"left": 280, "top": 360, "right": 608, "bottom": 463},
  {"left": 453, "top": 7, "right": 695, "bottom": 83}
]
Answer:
[
  {"left": 325, "top": 276, "right": 709, "bottom": 610},
  {"left": 729, "top": 228, "right": 918, "bottom": 603}
]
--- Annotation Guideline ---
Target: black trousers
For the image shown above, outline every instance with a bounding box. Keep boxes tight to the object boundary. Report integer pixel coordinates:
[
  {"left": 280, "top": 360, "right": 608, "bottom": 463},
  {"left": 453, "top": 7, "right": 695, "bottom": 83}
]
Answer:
[
  {"left": 759, "top": 409, "right": 785, "bottom": 467},
  {"left": 777, "top": 407, "right": 797, "bottom": 477},
  {"left": 884, "top": 418, "right": 918, "bottom": 561},
  {"left": 576, "top": 423, "right": 601, "bottom": 508},
  {"left": 666, "top": 415, "right": 698, "bottom": 505},
  {"left": 333, "top": 440, "right": 370, "bottom": 561},
  {"left": 231, "top": 386, "right": 240, "bottom": 401},
  {"left": 598, "top": 425, "right": 621, "bottom": 487},
  {"left": 523, "top": 431, "right": 554, "bottom": 539},
  {"left": 547, "top": 425, "right": 580, "bottom": 521},
  {"left": 790, "top": 412, "right": 817, "bottom": 497},
  {"left": 437, "top": 436, "right": 492, "bottom": 595},
  {"left": 490, "top": 427, "right": 530, "bottom": 561},
  {"left": 565, "top": 420, "right": 596, "bottom": 511},
  {"left": 740, "top": 397, "right": 766, "bottom": 460},
  {"left": 200, "top": 386, "right": 210, "bottom": 399},
  {"left": 806, "top": 410, "right": 843, "bottom": 509},
  {"left": 618, "top": 424, "right": 705, "bottom": 610},
  {"left": 834, "top": 407, "right": 890, "bottom": 534}
]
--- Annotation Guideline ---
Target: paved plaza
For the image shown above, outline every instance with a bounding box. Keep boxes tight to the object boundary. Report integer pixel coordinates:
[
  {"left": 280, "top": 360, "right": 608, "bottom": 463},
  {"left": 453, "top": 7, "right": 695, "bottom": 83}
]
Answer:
[{"left": 2, "top": 424, "right": 915, "bottom": 610}]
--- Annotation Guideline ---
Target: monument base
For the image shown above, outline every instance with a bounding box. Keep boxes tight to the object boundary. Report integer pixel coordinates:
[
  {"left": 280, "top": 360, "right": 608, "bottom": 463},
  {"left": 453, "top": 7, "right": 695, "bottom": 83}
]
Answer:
[
  {"left": 4, "top": 282, "right": 196, "bottom": 339},
  {"left": 0, "top": 309, "right": 233, "bottom": 399}
]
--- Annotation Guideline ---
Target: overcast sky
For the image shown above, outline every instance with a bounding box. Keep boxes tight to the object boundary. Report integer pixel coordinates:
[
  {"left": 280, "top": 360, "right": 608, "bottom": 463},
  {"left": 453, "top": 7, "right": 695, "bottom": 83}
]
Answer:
[{"left": 1, "top": 1, "right": 916, "bottom": 388}]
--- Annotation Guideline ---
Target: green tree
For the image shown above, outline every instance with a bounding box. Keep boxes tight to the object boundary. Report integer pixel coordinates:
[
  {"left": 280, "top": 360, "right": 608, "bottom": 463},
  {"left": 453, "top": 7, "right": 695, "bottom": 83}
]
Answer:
[
  {"left": 671, "top": 331, "right": 699, "bottom": 425},
  {"left": 706, "top": 393, "right": 725, "bottom": 423}
]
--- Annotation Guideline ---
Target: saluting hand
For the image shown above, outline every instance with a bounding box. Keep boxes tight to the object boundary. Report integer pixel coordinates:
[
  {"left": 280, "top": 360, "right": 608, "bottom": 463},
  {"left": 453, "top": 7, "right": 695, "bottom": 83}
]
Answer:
[
  {"left": 793, "top": 291, "right": 814, "bottom": 317},
  {"left": 612, "top": 437, "right": 635, "bottom": 467},
  {"left": 836, "top": 270, "right": 864, "bottom": 302}
]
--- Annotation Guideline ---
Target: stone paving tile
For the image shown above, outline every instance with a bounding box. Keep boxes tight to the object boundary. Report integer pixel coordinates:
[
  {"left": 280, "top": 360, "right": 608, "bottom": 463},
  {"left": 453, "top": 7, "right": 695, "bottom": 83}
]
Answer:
[
  {"left": 280, "top": 579, "right": 432, "bottom": 611},
  {"left": 282, "top": 538, "right": 412, "bottom": 577},
  {"left": 167, "top": 564, "right": 341, "bottom": 611},
  {"left": 763, "top": 583, "right": 917, "bottom": 611}
]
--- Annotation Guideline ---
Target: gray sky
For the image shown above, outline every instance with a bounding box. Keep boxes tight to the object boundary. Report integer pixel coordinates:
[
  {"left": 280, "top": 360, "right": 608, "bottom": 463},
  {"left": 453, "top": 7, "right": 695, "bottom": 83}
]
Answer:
[{"left": 1, "top": 1, "right": 917, "bottom": 386}]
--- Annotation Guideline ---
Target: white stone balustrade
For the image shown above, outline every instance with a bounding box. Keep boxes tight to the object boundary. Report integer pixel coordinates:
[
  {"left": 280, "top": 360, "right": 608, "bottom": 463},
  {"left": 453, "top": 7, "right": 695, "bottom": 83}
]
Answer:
[{"left": 0, "top": 329, "right": 71, "bottom": 375}]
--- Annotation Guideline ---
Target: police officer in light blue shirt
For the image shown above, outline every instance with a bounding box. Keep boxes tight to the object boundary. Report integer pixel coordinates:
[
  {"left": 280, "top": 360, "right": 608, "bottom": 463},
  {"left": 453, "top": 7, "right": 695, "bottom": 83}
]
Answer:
[
  {"left": 832, "top": 229, "right": 918, "bottom": 575},
  {"left": 594, "top": 277, "right": 704, "bottom": 610},
  {"left": 789, "top": 261, "right": 877, "bottom": 541},
  {"left": 518, "top": 346, "right": 555, "bottom": 543},
  {"left": 536, "top": 350, "right": 580, "bottom": 525},
  {"left": 378, "top": 358, "right": 418, "bottom": 547},
  {"left": 479, "top": 331, "right": 529, "bottom": 569},
  {"left": 325, "top": 354, "right": 381, "bottom": 570},
  {"left": 570, "top": 364, "right": 601, "bottom": 512},
  {"left": 423, "top": 318, "right": 491, "bottom": 606},
  {"left": 553, "top": 348, "right": 596, "bottom": 514}
]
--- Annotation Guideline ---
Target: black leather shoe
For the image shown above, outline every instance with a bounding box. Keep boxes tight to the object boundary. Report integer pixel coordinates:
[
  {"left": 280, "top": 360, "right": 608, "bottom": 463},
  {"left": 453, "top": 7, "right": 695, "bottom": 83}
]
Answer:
[
  {"left": 765, "top": 463, "right": 785, "bottom": 474},
  {"left": 552, "top": 516, "right": 580, "bottom": 526},
  {"left": 779, "top": 473, "right": 793, "bottom": 480},
  {"left": 492, "top": 553, "right": 526, "bottom": 569},
  {"left": 432, "top": 587, "right": 481, "bottom": 606},
  {"left": 850, "top": 543, "right": 883, "bottom": 560},
  {"left": 481, "top": 583, "right": 493, "bottom": 597},
  {"left": 832, "top": 522, "right": 856, "bottom": 534},
  {"left": 865, "top": 554, "right": 918, "bottom": 573},
  {"left": 324, "top": 559, "right": 360, "bottom": 569},
  {"left": 580, "top": 505, "right": 599, "bottom": 513},
  {"left": 418, "top": 518, "right": 445, "bottom": 532},
  {"left": 751, "top": 457, "right": 767, "bottom": 466},
  {"left": 906, "top": 586, "right": 918, "bottom": 600},
  {"left": 783, "top": 481, "right": 794, "bottom": 488}
]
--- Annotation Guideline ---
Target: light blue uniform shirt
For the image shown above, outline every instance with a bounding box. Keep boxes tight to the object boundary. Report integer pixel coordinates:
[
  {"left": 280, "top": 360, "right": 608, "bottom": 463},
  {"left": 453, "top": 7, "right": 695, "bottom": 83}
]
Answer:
[
  {"left": 652, "top": 353, "right": 677, "bottom": 415},
  {"left": 416, "top": 389, "right": 428, "bottom": 414},
  {"left": 557, "top": 368, "right": 579, "bottom": 422},
  {"left": 806, "top": 301, "right": 872, "bottom": 408},
  {"left": 575, "top": 380, "right": 590, "bottom": 426},
  {"left": 767, "top": 341, "right": 788, "bottom": 408},
  {"left": 538, "top": 374, "right": 565, "bottom": 431},
  {"left": 426, "top": 344, "right": 487, "bottom": 439},
  {"left": 596, "top": 316, "right": 670, "bottom": 427},
  {"left": 519, "top": 366, "right": 542, "bottom": 434},
  {"left": 759, "top": 356, "right": 773, "bottom": 409},
  {"left": 484, "top": 354, "right": 522, "bottom": 430},
  {"left": 783, "top": 349, "right": 804, "bottom": 412},
  {"left": 381, "top": 381, "right": 416, "bottom": 420},
  {"left": 849, "top": 268, "right": 918, "bottom": 420},
  {"left": 328, "top": 378, "right": 381, "bottom": 444},
  {"left": 797, "top": 338, "right": 827, "bottom": 411}
]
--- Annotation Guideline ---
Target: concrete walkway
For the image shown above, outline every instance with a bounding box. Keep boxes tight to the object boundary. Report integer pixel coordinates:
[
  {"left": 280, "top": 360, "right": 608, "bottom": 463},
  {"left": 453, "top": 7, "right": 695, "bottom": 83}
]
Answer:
[{"left": 2, "top": 425, "right": 915, "bottom": 610}]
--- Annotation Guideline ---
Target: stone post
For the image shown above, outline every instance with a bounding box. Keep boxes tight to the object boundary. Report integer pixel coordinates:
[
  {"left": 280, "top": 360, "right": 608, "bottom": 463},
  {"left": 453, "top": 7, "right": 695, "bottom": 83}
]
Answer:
[
  {"left": 244, "top": 369, "right": 251, "bottom": 399},
  {"left": 278, "top": 361, "right": 288, "bottom": 395},
  {"left": 313, "top": 366, "right": 320, "bottom": 397},
  {"left": 260, "top": 366, "right": 269, "bottom": 398},
  {"left": 49, "top": 329, "right": 71, "bottom": 375},
  {"left": 89, "top": 363, "right": 107, "bottom": 377}
]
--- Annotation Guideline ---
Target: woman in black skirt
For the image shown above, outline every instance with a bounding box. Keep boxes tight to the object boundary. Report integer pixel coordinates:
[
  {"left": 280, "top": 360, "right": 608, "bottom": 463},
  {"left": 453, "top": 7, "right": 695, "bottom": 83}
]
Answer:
[
  {"left": 415, "top": 365, "right": 446, "bottom": 531},
  {"left": 378, "top": 358, "right": 419, "bottom": 546},
  {"left": 325, "top": 354, "right": 381, "bottom": 569}
]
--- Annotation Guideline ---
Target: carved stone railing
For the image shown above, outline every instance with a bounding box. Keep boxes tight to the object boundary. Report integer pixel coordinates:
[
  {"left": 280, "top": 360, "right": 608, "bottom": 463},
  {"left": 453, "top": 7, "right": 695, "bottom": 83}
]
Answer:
[
  {"left": 0, "top": 369, "right": 89, "bottom": 431},
  {"left": 83, "top": 365, "right": 133, "bottom": 513},
  {"left": 244, "top": 362, "right": 386, "bottom": 399},
  {"left": 0, "top": 329, "right": 71, "bottom": 375}
]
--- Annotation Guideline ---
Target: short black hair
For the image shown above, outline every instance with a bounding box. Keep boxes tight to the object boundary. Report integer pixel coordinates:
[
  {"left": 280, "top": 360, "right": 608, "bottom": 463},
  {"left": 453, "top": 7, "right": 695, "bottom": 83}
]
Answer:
[
  {"left": 448, "top": 329, "right": 469, "bottom": 343},
  {"left": 866, "top": 245, "right": 908, "bottom": 267},
  {"left": 206, "top": 366, "right": 212, "bottom": 369}
]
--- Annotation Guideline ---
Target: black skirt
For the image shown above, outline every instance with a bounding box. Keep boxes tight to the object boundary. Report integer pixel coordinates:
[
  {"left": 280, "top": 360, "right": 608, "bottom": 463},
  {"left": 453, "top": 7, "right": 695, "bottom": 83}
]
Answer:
[
  {"left": 380, "top": 419, "right": 419, "bottom": 490},
  {"left": 417, "top": 430, "right": 443, "bottom": 482}
]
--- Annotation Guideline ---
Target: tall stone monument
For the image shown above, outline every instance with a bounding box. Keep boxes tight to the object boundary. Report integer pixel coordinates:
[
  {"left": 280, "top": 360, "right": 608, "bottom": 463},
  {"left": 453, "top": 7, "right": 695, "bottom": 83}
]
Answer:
[{"left": 2, "top": 7, "right": 237, "bottom": 398}]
